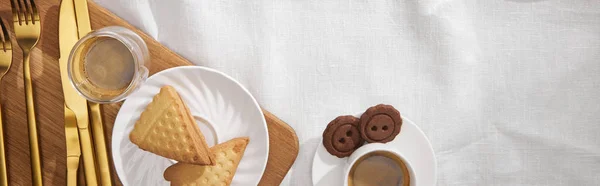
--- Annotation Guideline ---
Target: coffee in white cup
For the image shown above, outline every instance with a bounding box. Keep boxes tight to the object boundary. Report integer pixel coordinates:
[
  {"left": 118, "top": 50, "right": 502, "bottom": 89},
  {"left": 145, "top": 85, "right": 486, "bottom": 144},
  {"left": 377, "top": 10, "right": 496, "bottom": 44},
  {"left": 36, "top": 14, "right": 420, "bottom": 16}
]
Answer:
[{"left": 344, "top": 143, "right": 416, "bottom": 186}]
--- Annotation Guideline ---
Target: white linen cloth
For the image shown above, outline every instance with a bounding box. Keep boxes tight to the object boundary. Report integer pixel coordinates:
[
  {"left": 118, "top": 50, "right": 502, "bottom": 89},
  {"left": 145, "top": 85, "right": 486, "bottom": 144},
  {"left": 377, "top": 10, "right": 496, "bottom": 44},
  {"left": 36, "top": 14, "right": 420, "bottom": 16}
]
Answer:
[{"left": 94, "top": 0, "right": 600, "bottom": 185}]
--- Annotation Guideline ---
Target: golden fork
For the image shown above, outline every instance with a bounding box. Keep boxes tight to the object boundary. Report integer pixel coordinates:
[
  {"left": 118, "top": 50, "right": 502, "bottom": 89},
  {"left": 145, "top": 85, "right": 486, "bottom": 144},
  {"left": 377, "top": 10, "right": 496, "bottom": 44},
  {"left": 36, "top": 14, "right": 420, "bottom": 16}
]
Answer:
[
  {"left": 0, "top": 19, "right": 13, "bottom": 186},
  {"left": 10, "top": 0, "right": 42, "bottom": 185}
]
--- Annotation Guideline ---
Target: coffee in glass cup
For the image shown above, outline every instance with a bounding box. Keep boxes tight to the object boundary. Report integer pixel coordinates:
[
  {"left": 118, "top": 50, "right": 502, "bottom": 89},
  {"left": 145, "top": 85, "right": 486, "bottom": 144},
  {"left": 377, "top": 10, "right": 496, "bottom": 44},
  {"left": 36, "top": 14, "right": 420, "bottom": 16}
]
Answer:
[{"left": 68, "top": 26, "right": 150, "bottom": 103}]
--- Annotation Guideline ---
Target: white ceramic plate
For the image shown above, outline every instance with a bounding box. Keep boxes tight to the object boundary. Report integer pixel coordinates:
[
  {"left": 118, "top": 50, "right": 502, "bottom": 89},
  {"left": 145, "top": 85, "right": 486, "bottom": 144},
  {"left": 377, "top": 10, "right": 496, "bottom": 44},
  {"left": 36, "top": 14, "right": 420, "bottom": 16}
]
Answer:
[
  {"left": 112, "top": 66, "right": 269, "bottom": 186},
  {"left": 312, "top": 114, "right": 436, "bottom": 186}
]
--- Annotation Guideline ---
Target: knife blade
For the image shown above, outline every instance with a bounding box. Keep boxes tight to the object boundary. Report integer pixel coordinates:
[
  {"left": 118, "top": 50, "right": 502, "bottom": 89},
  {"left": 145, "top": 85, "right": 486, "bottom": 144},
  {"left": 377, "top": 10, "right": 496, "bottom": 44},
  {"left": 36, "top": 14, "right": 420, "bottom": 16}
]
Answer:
[
  {"left": 59, "top": 0, "right": 98, "bottom": 185},
  {"left": 73, "top": 0, "right": 113, "bottom": 185}
]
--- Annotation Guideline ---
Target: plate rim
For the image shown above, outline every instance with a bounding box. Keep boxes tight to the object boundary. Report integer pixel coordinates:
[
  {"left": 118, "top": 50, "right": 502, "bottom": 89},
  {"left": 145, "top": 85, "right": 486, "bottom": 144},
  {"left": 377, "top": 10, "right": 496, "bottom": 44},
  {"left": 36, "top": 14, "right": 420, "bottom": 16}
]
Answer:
[{"left": 111, "top": 66, "right": 270, "bottom": 185}]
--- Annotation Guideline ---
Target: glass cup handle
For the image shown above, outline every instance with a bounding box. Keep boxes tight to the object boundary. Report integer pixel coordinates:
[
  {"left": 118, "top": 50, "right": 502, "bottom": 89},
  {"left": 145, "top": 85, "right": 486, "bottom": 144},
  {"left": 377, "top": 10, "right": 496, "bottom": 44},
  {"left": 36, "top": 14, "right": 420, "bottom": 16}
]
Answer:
[{"left": 139, "top": 67, "right": 149, "bottom": 80}]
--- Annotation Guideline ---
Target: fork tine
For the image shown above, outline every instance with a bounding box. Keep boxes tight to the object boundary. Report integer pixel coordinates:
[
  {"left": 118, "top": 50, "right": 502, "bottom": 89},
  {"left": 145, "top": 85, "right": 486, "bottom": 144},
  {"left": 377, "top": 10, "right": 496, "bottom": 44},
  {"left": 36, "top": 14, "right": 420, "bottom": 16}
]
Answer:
[
  {"left": 28, "top": 0, "right": 39, "bottom": 24},
  {"left": 19, "top": 0, "right": 30, "bottom": 25},
  {"left": 0, "top": 21, "right": 4, "bottom": 52},
  {"left": 9, "top": 0, "right": 20, "bottom": 25},
  {"left": 0, "top": 21, "right": 11, "bottom": 52},
  {"left": 16, "top": 0, "right": 26, "bottom": 25}
]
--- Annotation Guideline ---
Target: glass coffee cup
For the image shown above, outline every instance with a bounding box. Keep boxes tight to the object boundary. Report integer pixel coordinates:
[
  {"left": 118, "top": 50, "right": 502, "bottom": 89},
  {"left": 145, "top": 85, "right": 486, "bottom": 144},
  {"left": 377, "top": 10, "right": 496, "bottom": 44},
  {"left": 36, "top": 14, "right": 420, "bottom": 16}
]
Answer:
[{"left": 68, "top": 26, "right": 150, "bottom": 103}]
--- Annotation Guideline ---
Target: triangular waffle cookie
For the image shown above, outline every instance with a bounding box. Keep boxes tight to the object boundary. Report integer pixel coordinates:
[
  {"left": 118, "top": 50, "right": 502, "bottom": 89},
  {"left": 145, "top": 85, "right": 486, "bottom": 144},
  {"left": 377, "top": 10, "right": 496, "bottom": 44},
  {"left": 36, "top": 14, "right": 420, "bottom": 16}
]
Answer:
[
  {"left": 164, "top": 137, "right": 250, "bottom": 186},
  {"left": 130, "top": 86, "right": 214, "bottom": 165}
]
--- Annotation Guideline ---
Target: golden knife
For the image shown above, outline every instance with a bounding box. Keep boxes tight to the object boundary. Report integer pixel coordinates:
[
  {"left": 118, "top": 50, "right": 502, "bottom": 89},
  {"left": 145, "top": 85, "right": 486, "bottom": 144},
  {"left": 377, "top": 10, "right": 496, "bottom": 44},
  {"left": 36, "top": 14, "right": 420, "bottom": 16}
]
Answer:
[
  {"left": 59, "top": 0, "right": 98, "bottom": 185},
  {"left": 64, "top": 105, "right": 80, "bottom": 186},
  {"left": 73, "top": 0, "right": 113, "bottom": 185},
  {"left": 88, "top": 103, "right": 111, "bottom": 186}
]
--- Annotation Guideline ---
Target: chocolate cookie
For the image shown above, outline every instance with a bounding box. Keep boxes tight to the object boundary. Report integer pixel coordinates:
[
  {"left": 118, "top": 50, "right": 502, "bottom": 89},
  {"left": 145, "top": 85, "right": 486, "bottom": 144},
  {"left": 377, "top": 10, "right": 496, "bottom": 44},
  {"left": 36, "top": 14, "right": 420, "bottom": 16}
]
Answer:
[
  {"left": 359, "top": 104, "right": 402, "bottom": 143},
  {"left": 323, "top": 115, "right": 364, "bottom": 158}
]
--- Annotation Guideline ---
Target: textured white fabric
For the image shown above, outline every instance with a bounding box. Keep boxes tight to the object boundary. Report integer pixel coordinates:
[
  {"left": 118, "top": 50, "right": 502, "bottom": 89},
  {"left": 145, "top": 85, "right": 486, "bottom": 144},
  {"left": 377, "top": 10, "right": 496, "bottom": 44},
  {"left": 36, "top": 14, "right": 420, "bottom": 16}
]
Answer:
[{"left": 94, "top": 0, "right": 600, "bottom": 185}]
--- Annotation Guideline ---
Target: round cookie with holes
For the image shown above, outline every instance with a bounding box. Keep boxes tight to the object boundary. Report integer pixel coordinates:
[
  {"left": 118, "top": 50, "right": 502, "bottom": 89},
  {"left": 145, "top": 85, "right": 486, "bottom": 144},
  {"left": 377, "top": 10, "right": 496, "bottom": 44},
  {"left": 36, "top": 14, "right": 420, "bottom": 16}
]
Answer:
[
  {"left": 322, "top": 115, "right": 365, "bottom": 158},
  {"left": 359, "top": 104, "right": 402, "bottom": 143}
]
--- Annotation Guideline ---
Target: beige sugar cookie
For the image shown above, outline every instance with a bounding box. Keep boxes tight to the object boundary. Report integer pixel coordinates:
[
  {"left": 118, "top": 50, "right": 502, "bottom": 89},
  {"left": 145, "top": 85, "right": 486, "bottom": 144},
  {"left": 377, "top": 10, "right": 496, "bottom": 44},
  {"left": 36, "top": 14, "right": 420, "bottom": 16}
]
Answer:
[
  {"left": 129, "top": 86, "right": 215, "bottom": 165},
  {"left": 164, "top": 137, "right": 250, "bottom": 186}
]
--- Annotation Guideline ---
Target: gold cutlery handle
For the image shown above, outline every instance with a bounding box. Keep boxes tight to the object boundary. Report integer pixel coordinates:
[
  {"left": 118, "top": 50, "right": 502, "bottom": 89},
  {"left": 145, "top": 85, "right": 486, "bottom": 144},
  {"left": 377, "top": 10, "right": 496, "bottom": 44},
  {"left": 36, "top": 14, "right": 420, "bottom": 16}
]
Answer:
[
  {"left": 23, "top": 53, "right": 42, "bottom": 186},
  {"left": 65, "top": 105, "right": 80, "bottom": 186},
  {"left": 79, "top": 128, "right": 98, "bottom": 186},
  {"left": 89, "top": 103, "right": 112, "bottom": 186},
  {"left": 0, "top": 102, "right": 7, "bottom": 186},
  {"left": 66, "top": 156, "right": 79, "bottom": 186}
]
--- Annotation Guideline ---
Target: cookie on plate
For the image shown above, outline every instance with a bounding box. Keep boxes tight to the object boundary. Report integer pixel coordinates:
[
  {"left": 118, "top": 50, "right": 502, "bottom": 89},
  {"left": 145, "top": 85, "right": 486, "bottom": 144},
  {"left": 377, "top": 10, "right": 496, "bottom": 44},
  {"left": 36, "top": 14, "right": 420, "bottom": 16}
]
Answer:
[
  {"left": 164, "top": 137, "right": 250, "bottom": 186},
  {"left": 323, "top": 115, "right": 364, "bottom": 158},
  {"left": 359, "top": 104, "right": 402, "bottom": 143},
  {"left": 129, "top": 86, "right": 214, "bottom": 165}
]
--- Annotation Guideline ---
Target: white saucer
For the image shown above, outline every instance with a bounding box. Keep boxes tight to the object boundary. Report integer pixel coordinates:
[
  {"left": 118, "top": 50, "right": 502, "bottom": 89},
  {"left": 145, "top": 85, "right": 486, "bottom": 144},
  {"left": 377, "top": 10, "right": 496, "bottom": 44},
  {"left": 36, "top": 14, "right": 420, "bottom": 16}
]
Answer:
[
  {"left": 112, "top": 66, "right": 269, "bottom": 186},
  {"left": 312, "top": 115, "right": 436, "bottom": 186}
]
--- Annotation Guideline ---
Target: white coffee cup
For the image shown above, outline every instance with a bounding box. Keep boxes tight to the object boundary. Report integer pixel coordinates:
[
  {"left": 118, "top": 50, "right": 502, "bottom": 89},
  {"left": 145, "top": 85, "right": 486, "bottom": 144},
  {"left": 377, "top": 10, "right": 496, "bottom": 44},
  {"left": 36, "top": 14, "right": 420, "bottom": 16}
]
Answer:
[{"left": 343, "top": 143, "right": 417, "bottom": 186}]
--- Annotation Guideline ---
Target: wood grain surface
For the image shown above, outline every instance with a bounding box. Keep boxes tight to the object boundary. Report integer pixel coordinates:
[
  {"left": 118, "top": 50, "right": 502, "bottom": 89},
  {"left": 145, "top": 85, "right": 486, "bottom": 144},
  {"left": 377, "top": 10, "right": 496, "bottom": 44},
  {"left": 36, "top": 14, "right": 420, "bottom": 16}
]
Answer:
[{"left": 0, "top": 0, "right": 299, "bottom": 185}]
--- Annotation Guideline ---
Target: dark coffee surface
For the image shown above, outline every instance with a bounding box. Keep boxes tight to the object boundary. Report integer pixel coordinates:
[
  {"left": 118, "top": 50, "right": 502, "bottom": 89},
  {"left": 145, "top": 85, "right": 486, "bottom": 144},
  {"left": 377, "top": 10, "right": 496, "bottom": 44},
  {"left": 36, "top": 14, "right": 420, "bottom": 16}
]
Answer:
[{"left": 350, "top": 154, "right": 408, "bottom": 186}]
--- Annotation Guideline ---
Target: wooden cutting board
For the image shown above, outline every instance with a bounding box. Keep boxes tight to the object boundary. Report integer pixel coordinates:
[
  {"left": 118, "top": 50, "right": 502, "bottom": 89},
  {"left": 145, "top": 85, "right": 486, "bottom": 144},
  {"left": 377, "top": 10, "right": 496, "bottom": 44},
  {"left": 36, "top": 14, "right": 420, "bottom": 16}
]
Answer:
[{"left": 0, "top": 0, "right": 298, "bottom": 185}]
